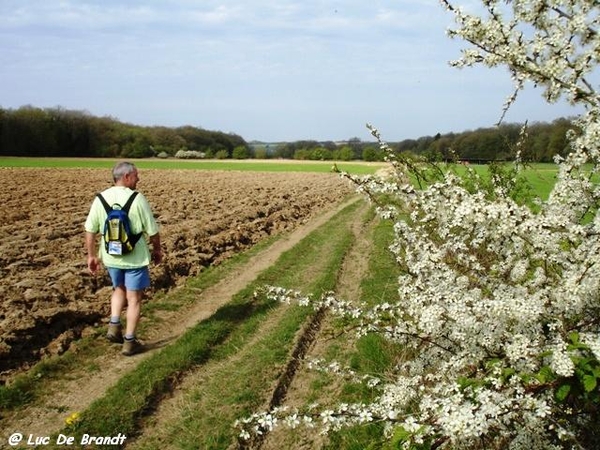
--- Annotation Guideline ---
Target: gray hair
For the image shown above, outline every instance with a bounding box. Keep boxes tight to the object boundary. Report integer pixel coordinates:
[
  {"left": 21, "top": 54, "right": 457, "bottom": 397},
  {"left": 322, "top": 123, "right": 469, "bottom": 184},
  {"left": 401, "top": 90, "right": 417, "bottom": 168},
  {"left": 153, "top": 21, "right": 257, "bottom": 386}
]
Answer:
[{"left": 112, "top": 161, "right": 137, "bottom": 182}]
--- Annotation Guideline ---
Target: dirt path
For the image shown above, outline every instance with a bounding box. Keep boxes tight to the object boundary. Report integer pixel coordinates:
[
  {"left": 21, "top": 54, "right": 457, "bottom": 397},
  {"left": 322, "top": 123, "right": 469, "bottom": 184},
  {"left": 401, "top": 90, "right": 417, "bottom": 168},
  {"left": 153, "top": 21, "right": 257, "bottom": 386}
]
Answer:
[
  {"left": 1, "top": 195, "right": 363, "bottom": 442},
  {"left": 259, "top": 196, "right": 376, "bottom": 450}
]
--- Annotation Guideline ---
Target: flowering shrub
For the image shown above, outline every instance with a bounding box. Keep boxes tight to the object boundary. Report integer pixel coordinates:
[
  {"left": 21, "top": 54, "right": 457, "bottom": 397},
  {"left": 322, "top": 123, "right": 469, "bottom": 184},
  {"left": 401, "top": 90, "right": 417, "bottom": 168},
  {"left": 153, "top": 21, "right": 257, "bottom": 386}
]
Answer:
[{"left": 237, "top": 1, "right": 600, "bottom": 449}]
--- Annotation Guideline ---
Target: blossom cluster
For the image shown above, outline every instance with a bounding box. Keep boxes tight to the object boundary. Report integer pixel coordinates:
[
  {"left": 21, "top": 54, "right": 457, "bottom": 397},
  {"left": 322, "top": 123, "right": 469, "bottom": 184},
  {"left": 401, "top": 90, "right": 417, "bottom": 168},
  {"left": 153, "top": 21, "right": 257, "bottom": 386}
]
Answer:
[
  {"left": 441, "top": 0, "right": 600, "bottom": 113},
  {"left": 238, "top": 2, "right": 600, "bottom": 448}
]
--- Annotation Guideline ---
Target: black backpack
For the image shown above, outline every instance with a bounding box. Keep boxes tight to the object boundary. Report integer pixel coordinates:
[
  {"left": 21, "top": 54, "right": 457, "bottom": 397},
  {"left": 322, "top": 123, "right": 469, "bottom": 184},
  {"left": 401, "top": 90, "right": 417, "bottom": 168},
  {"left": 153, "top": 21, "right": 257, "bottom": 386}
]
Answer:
[{"left": 96, "top": 192, "right": 143, "bottom": 255}]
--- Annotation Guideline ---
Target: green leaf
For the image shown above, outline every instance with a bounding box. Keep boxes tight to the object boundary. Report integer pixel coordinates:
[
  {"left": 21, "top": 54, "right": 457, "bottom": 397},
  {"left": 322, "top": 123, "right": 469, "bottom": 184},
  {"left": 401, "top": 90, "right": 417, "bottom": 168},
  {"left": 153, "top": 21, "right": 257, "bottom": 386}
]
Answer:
[
  {"left": 485, "top": 358, "right": 501, "bottom": 370},
  {"left": 502, "top": 368, "right": 516, "bottom": 379},
  {"left": 555, "top": 384, "right": 571, "bottom": 402},
  {"left": 568, "top": 332, "right": 580, "bottom": 345},
  {"left": 583, "top": 375, "right": 597, "bottom": 393},
  {"left": 536, "top": 366, "right": 554, "bottom": 384},
  {"left": 567, "top": 342, "right": 589, "bottom": 351}
]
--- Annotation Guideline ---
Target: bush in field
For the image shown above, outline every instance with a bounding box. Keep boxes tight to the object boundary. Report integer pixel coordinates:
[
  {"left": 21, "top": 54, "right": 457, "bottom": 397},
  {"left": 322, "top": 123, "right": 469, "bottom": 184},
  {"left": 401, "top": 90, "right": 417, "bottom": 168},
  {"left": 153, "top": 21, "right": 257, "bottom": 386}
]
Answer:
[
  {"left": 335, "top": 145, "right": 355, "bottom": 161},
  {"left": 238, "top": 1, "right": 600, "bottom": 449},
  {"left": 232, "top": 145, "right": 251, "bottom": 159},
  {"left": 215, "top": 149, "right": 229, "bottom": 159},
  {"left": 362, "top": 145, "right": 385, "bottom": 162},
  {"left": 174, "top": 149, "right": 205, "bottom": 159}
]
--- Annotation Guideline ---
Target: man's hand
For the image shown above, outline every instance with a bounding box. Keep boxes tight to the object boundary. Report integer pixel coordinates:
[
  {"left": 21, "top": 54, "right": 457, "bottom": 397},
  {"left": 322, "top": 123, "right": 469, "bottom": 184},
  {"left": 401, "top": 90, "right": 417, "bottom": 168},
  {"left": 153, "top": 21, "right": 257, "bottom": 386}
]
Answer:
[
  {"left": 87, "top": 256, "right": 101, "bottom": 275},
  {"left": 152, "top": 248, "right": 163, "bottom": 265},
  {"left": 149, "top": 233, "right": 162, "bottom": 265}
]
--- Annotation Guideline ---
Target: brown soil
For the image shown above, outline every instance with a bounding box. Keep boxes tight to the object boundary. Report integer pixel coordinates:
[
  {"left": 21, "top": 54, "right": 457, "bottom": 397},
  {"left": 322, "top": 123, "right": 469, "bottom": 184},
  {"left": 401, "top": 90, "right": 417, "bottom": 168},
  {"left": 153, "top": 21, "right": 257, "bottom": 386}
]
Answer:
[{"left": 0, "top": 167, "right": 354, "bottom": 381}]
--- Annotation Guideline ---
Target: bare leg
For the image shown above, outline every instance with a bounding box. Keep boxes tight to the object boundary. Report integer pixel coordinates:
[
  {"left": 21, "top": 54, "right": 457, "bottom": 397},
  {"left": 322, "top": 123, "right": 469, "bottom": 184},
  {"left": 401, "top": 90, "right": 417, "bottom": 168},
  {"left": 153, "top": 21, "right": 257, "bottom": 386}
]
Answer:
[
  {"left": 111, "top": 286, "right": 127, "bottom": 319},
  {"left": 125, "top": 289, "right": 143, "bottom": 337}
]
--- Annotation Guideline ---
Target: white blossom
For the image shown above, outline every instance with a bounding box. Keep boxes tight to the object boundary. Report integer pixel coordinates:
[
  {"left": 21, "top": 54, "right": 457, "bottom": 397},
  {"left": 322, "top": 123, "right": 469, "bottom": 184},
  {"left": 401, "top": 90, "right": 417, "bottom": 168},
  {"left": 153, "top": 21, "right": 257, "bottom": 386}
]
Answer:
[{"left": 236, "top": 2, "right": 600, "bottom": 448}]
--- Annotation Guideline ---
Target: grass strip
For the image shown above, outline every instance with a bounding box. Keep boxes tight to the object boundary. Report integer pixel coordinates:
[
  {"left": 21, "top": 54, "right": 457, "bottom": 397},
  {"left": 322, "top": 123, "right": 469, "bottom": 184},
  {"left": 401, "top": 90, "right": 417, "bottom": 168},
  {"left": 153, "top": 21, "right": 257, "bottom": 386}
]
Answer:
[
  {"left": 245, "top": 212, "right": 401, "bottom": 450},
  {"left": 0, "top": 331, "right": 109, "bottom": 410},
  {"left": 0, "top": 157, "right": 384, "bottom": 175},
  {"left": 324, "top": 217, "right": 403, "bottom": 450},
  {"left": 54, "top": 199, "right": 364, "bottom": 447}
]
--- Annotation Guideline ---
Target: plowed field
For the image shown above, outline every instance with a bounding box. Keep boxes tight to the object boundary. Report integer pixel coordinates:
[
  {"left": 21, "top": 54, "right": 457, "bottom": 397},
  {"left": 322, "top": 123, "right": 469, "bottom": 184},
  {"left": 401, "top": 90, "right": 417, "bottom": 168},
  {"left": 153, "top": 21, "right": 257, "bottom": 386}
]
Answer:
[{"left": 0, "top": 167, "right": 353, "bottom": 380}]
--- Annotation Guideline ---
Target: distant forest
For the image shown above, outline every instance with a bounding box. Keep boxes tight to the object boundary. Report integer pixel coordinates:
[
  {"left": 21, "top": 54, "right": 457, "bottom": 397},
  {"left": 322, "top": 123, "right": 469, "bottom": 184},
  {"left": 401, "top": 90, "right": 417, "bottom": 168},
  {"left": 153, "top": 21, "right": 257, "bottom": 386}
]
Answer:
[{"left": 0, "top": 105, "right": 577, "bottom": 163}]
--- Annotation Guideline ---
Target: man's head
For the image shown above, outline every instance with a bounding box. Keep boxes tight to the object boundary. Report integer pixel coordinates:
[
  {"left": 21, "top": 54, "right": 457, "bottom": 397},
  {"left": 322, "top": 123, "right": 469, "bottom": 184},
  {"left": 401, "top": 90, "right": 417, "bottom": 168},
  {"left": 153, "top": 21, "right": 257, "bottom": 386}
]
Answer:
[{"left": 112, "top": 161, "right": 139, "bottom": 189}]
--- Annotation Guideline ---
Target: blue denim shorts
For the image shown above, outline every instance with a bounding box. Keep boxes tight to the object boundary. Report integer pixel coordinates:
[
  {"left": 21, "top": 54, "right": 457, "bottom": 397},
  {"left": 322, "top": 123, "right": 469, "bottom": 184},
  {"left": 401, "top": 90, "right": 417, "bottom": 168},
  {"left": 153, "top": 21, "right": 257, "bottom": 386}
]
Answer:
[{"left": 107, "top": 267, "right": 151, "bottom": 291}]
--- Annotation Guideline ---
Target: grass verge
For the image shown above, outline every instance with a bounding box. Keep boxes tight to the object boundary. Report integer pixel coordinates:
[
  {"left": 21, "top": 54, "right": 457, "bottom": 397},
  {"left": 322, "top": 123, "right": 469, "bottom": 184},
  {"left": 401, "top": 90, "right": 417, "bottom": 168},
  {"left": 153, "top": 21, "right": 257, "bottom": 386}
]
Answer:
[{"left": 0, "top": 157, "right": 385, "bottom": 175}]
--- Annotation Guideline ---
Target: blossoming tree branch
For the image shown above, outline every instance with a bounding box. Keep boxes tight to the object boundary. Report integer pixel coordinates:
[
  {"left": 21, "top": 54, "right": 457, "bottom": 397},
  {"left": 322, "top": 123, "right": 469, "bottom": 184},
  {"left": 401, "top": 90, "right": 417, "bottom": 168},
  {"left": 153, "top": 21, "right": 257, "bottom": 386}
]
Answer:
[{"left": 237, "top": 1, "right": 600, "bottom": 449}]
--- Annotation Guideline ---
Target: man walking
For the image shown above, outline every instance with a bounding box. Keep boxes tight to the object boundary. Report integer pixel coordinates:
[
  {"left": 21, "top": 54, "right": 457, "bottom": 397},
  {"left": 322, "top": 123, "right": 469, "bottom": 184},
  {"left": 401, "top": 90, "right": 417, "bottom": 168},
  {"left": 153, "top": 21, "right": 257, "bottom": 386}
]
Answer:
[{"left": 85, "top": 161, "right": 162, "bottom": 356}]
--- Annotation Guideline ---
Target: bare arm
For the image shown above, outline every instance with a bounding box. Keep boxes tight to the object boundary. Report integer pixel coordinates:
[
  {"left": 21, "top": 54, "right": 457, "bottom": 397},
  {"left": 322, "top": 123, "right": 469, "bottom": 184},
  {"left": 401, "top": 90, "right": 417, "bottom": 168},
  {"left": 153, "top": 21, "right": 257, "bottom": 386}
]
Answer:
[
  {"left": 149, "top": 233, "right": 163, "bottom": 265},
  {"left": 85, "top": 231, "right": 101, "bottom": 275}
]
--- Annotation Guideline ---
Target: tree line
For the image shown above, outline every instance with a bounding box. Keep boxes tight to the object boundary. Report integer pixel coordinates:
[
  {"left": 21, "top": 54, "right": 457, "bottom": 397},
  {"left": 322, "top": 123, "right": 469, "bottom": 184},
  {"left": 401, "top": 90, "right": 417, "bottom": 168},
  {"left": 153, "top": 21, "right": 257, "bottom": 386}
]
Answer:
[
  {"left": 259, "top": 118, "right": 575, "bottom": 163},
  {"left": 0, "top": 106, "right": 247, "bottom": 159},
  {"left": 0, "top": 105, "right": 576, "bottom": 162},
  {"left": 394, "top": 117, "right": 576, "bottom": 163}
]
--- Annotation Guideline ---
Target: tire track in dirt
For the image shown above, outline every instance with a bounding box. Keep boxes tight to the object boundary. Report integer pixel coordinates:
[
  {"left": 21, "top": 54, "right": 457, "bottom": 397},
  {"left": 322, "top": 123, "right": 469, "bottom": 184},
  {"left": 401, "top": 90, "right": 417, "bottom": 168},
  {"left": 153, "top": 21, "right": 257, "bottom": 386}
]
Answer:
[
  {"left": 257, "top": 200, "right": 376, "bottom": 450},
  {"left": 0, "top": 195, "right": 363, "bottom": 442}
]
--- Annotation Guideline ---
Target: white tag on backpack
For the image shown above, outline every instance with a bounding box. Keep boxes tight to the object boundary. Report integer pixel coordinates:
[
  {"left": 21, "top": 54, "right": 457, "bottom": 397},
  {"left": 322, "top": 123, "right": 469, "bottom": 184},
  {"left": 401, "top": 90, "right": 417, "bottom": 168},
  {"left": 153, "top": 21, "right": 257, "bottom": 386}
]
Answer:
[{"left": 108, "top": 241, "right": 123, "bottom": 255}]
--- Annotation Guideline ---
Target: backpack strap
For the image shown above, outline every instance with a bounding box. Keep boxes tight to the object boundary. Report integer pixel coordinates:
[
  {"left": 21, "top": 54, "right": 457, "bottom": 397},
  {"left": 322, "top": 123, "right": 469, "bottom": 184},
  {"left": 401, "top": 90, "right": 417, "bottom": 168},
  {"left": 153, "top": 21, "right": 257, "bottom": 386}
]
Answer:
[
  {"left": 122, "top": 192, "right": 143, "bottom": 246},
  {"left": 96, "top": 193, "right": 111, "bottom": 214},
  {"left": 96, "top": 191, "right": 139, "bottom": 213},
  {"left": 122, "top": 191, "right": 139, "bottom": 213}
]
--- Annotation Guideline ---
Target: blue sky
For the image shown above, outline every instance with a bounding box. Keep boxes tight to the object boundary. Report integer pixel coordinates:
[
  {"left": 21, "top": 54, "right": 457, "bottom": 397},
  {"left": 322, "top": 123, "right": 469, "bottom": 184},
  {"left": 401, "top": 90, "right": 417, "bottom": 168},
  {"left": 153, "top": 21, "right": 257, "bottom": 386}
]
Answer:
[{"left": 0, "top": 0, "right": 581, "bottom": 142}]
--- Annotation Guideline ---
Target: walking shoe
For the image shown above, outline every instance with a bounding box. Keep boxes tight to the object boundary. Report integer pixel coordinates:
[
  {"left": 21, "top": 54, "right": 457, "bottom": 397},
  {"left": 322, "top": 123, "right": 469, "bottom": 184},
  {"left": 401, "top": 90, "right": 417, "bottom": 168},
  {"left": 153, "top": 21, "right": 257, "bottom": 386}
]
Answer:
[
  {"left": 122, "top": 338, "right": 143, "bottom": 356},
  {"left": 106, "top": 323, "right": 123, "bottom": 344}
]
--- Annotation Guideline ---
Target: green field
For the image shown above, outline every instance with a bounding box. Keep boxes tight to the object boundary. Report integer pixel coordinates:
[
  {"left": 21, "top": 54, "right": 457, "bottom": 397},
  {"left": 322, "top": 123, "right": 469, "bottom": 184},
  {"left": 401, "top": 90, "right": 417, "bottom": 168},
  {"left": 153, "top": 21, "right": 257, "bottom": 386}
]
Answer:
[
  {"left": 0, "top": 157, "right": 386, "bottom": 175},
  {"left": 460, "top": 162, "right": 597, "bottom": 200},
  {"left": 0, "top": 156, "right": 570, "bottom": 201},
  {"left": 0, "top": 156, "right": 564, "bottom": 197},
  {"left": 453, "top": 162, "right": 560, "bottom": 199}
]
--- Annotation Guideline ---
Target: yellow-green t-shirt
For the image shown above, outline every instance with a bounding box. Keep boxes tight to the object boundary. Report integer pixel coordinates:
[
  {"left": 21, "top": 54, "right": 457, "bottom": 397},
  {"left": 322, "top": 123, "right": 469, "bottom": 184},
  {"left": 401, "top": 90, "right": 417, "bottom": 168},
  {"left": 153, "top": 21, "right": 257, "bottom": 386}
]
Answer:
[{"left": 85, "top": 186, "right": 159, "bottom": 269}]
